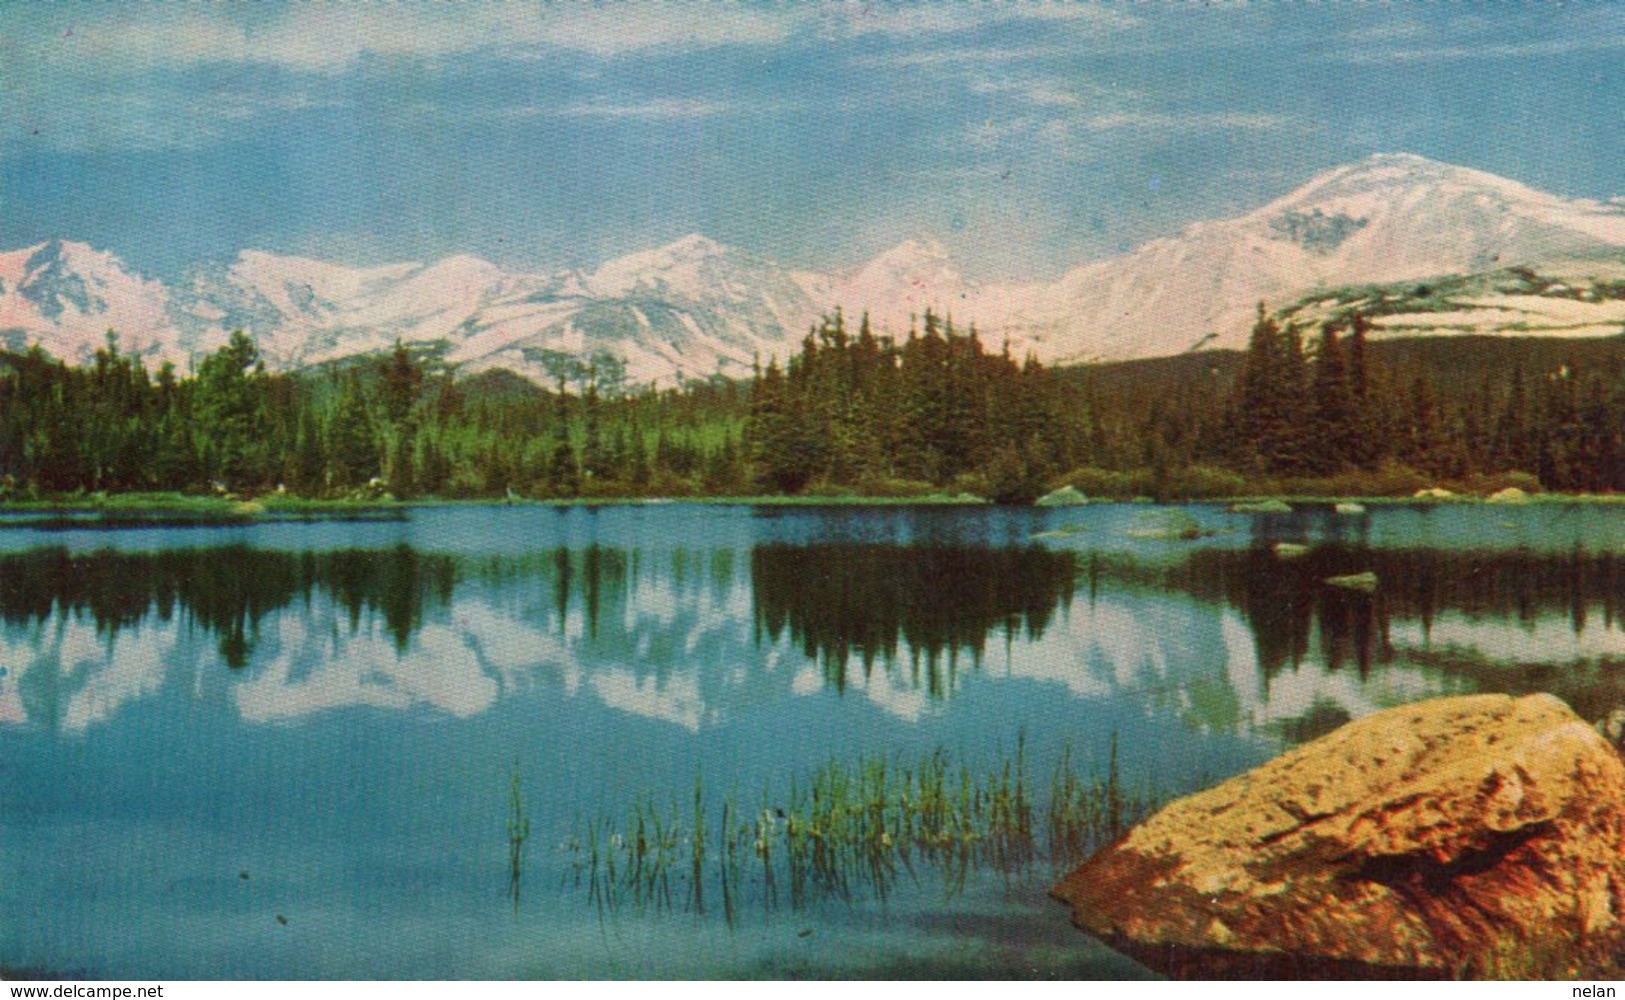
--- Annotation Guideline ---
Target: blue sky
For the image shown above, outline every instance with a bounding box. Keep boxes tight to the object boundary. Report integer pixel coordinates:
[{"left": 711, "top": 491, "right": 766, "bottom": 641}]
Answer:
[{"left": 2, "top": 1, "right": 1621, "bottom": 282}]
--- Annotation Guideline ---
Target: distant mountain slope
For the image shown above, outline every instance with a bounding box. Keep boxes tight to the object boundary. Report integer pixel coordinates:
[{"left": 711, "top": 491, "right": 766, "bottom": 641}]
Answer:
[
  {"left": 3, "top": 154, "right": 1620, "bottom": 384},
  {"left": 1012, "top": 153, "right": 1625, "bottom": 362},
  {"left": 1275, "top": 253, "right": 1625, "bottom": 341},
  {"left": 0, "top": 240, "right": 197, "bottom": 363},
  {"left": 441, "top": 234, "right": 836, "bottom": 386}
]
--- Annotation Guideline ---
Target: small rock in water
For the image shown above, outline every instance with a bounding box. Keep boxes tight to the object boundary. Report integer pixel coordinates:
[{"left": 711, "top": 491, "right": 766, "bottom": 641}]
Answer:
[
  {"left": 275, "top": 914, "right": 288, "bottom": 926},
  {"left": 239, "top": 871, "right": 249, "bottom": 881},
  {"left": 1333, "top": 502, "right": 1366, "bottom": 515},
  {"left": 1230, "top": 499, "right": 1292, "bottom": 514},
  {"left": 1324, "top": 571, "right": 1377, "bottom": 592},
  {"left": 1272, "top": 542, "right": 1310, "bottom": 558},
  {"left": 1126, "top": 510, "right": 1208, "bottom": 541}
]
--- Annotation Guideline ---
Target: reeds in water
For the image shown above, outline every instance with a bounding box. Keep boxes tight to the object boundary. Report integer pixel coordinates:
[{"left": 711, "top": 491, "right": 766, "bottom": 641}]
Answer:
[
  {"left": 507, "top": 759, "right": 530, "bottom": 914},
  {"left": 563, "top": 734, "right": 1157, "bottom": 922}
]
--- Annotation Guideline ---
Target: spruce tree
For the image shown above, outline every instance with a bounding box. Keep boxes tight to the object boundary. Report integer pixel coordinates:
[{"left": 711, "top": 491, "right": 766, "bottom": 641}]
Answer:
[
  {"left": 1237, "top": 304, "right": 1308, "bottom": 475},
  {"left": 1307, "top": 323, "right": 1354, "bottom": 474}
]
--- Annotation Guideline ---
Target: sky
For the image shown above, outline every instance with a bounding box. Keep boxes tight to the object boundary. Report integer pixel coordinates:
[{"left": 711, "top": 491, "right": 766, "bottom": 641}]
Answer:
[{"left": 2, "top": 1, "right": 1621, "bottom": 283}]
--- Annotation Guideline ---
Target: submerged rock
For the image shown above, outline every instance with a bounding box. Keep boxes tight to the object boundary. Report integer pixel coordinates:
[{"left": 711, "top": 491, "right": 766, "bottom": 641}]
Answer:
[
  {"left": 1272, "top": 542, "right": 1310, "bottom": 558},
  {"left": 1125, "top": 510, "right": 1209, "bottom": 540},
  {"left": 1325, "top": 571, "right": 1378, "bottom": 592},
  {"left": 1052, "top": 694, "right": 1625, "bottom": 978},
  {"left": 1033, "top": 524, "right": 1088, "bottom": 541}
]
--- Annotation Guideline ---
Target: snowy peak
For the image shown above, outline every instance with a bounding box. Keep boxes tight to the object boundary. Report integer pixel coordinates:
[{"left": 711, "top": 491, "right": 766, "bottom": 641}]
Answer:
[
  {"left": 178, "top": 249, "right": 509, "bottom": 367},
  {"left": 0, "top": 239, "right": 183, "bottom": 363},
  {"left": 585, "top": 233, "right": 747, "bottom": 300},
  {"left": 840, "top": 237, "right": 970, "bottom": 332},
  {"left": 661, "top": 233, "right": 728, "bottom": 259},
  {"left": 2, "top": 239, "right": 133, "bottom": 319},
  {"left": 1025, "top": 152, "right": 1625, "bottom": 362},
  {"left": 1256, "top": 152, "right": 1625, "bottom": 254},
  {"left": 852, "top": 238, "right": 961, "bottom": 286},
  {"left": 1268, "top": 153, "right": 1495, "bottom": 205},
  {"left": 1269, "top": 153, "right": 1595, "bottom": 213},
  {"left": 4, "top": 154, "right": 1622, "bottom": 382}
]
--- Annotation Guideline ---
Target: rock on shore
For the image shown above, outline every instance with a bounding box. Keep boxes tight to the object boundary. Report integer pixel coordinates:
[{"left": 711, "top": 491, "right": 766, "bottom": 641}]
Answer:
[{"left": 1052, "top": 693, "right": 1625, "bottom": 978}]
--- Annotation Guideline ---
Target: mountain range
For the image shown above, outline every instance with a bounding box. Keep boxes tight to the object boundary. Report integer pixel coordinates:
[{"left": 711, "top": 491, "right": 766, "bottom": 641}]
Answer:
[{"left": 2, "top": 153, "right": 1622, "bottom": 387}]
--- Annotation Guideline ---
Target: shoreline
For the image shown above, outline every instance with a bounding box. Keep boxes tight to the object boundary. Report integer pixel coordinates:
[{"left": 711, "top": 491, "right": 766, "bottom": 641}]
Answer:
[{"left": 0, "top": 489, "right": 1619, "bottom": 525}]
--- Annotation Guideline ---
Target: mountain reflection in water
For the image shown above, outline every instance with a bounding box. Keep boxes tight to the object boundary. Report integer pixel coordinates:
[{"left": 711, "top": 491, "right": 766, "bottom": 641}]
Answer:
[
  {"left": 0, "top": 525, "right": 1619, "bottom": 739},
  {"left": 751, "top": 543, "right": 1077, "bottom": 695}
]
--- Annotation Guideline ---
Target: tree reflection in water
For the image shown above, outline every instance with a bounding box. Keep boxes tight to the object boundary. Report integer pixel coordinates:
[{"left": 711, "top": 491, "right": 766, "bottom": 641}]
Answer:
[
  {"left": 0, "top": 537, "right": 1618, "bottom": 727},
  {"left": 751, "top": 543, "right": 1078, "bottom": 696},
  {"left": 0, "top": 544, "right": 456, "bottom": 667}
]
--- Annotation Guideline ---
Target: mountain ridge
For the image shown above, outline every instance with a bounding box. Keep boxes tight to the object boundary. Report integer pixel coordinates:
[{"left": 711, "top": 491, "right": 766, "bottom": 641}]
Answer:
[{"left": 3, "top": 153, "right": 1621, "bottom": 384}]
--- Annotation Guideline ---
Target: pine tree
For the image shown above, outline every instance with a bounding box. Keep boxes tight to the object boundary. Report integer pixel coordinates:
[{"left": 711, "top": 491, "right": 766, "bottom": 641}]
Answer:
[
  {"left": 1236, "top": 305, "right": 1309, "bottom": 475},
  {"left": 326, "top": 370, "right": 377, "bottom": 490},
  {"left": 193, "top": 331, "right": 267, "bottom": 489},
  {"left": 1343, "top": 312, "right": 1385, "bottom": 470},
  {"left": 749, "top": 359, "right": 815, "bottom": 493},
  {"left": 1306, "top": 323, "right": 1354, "bottom": 474},
  {"left": 546, "top": 375, "right": 577, "bottom": 496}
]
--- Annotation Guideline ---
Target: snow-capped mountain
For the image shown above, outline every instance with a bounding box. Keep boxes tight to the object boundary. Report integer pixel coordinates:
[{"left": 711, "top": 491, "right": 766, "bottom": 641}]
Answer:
[
  {"left": 1009, "top": 152, "right": 1625, "bottom": 362},
  {"left": 839, "top": 238, "right": 971, "bottom": 333},
  {"left": 0, "top": 240, "right": 212, "bottom": 364},
  {"left": 445, "top": 234, "right": 837, "bottom": 385},
  {"left": 2, "top": 154, "right": 1621, "bottom": 384},
  {"left": 177, "top": 251, "right": 509, "bottom": 369},
  {"left": 1275, "top": 256, "right": 1625, "bottom": 342}
]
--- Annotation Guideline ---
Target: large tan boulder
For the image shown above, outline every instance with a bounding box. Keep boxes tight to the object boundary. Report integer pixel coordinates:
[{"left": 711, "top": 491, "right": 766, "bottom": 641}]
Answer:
[{"left": 1052, "top": 694, "right": 1625, "bottom": 978}]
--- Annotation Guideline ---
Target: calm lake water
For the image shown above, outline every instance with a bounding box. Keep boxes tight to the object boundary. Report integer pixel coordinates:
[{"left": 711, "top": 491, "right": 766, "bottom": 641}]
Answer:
[{"left": 1, "top": 503, "right": 1621, "bottom": 978}]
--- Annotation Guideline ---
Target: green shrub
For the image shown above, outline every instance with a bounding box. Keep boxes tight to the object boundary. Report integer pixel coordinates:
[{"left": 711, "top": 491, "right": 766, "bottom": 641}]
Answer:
[{"left": 1051, "top": 466, "right": 1153, "bottom": 500}]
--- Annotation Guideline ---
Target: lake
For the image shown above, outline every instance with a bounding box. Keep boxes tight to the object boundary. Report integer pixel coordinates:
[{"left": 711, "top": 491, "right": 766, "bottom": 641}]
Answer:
[{"left": 1, "top": 502, "right": 1621, "bottom": 978}]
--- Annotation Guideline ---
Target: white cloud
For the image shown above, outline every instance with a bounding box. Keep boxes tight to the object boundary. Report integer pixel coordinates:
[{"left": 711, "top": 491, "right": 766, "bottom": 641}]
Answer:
[
  {"left": 963, "top": 108, "right": 1291, "bottom": 159},
  {"left": 967, "top": 76, "right": 1136, "bottom": 108},
  {"left": 1077, "top": 111, "right": 1290, "bottom": 132},
  {"left": 19, "top": 2, "right": 800, "bottom": 76},
  {"left": 1336, "top": 33, "right": 1625, "bottom": 65},
  {"left": 481, "top": 96, "right": 760, "bottom": 122},
  {"left": 552, "top": 98, "right": 738, "bottom": 120},
  {"left": 514, "top": 3, "right": 795, "bottom": 57},
  {"left": 819, "top": 2, "right": 1138, "bottom": 41},
  {"left": 1337, "top": 19, "right": 1436, "bottom": 45},
  {"left": 848, "top": 44, "right": 1069, "bottom": 69}
]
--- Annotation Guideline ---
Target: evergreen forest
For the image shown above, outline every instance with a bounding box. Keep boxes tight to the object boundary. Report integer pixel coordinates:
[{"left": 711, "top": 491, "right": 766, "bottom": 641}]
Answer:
[{"left": 0, "top": 307, "right": 1620, "bottom": 503}]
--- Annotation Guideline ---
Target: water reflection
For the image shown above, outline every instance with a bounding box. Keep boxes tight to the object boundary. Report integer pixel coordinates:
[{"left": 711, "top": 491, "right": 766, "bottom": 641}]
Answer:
[
  {"left": 0, "top": 523, "right": 1619, "bottom": 740},
  {"left": 1165, "top": 544, "right": 1624, "bottom": 685},
  {"left": 0, "top": 545, "right": 455, "bottom": 666},
  {"left": 751, "top": 543, "right": 1077, "bottom": 695}
]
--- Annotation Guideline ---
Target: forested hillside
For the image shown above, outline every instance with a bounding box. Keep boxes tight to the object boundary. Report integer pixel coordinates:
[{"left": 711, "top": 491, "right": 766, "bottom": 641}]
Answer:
[{"left": 1, "top": 310, "right": 1620, "bottom": 502}]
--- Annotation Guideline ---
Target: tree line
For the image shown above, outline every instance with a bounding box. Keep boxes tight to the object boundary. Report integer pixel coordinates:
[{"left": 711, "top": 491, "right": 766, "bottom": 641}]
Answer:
[
  {"left": 1168, "top": 308, "right": 1623, "bottom": 494},
  {"left": 0, "top": 309, "right": 1620, "bottom": 501},
  {"left": 749, "top": 305, "right": 1622, "bottom": 498},
  {"left": 0, "top": 331, "right": 747, "bottom": 499},
  {"left": 749, "top": 309, "right": 1083, "bottom": 501}
]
